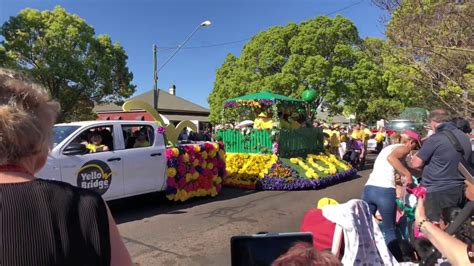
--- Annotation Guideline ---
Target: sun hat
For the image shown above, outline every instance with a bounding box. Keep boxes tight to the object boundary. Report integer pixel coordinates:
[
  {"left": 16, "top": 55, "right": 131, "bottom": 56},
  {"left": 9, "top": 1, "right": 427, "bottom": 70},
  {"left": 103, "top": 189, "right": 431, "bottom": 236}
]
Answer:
[
  {"left": 258, "top": 112, "right": 268, "bottom": 118},
  {"left": 402, "top": 130, "right": 421, "bottom": 147}
]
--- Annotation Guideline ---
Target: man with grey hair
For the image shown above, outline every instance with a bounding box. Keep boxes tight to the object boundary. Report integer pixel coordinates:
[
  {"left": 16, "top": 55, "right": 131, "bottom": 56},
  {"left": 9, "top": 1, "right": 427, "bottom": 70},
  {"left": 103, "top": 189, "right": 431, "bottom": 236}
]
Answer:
[{"left": 412, "top": 109, "right": 472, "bottom": 222}]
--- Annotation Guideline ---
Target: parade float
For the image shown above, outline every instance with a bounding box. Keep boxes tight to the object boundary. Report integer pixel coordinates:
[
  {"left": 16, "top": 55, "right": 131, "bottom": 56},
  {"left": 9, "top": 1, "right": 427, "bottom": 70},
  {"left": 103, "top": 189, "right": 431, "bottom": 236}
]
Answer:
[
  {"left": 218, "top": 91, "right": 357, "bottom": 190},
  {"left": 122, "top": 101, "right": 226, "bottom": 202}
]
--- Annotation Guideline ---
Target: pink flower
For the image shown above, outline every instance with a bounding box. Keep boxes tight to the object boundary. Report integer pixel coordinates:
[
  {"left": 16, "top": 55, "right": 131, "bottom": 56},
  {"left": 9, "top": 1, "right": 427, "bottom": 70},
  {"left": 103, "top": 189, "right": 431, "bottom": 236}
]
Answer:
[
  {"left": 184, "top": 185, "right": 192, "bottom": 193},
  {"left": 273, "top": 142, "right": 279, "bottom": 154},
  {"left": 167, "top": 177, "right": 177, "bottom": 188},
  {"left": 157, "top": 127, "right": 166, "bottom": 134},
  {"left": 204, "top": 143, "right": 214, "bottom": 151},
  {"left": 178, "top": 178, "right": 186, "bottom": 188},
  {"left": 165, "top": 149, "right": 174, "bottom": 160},
  {"left": 177, "top": 164, "right": 186, "bottom": 176},
  {"left": 184, "top": 145, "right": 194, "bottom": 154}
]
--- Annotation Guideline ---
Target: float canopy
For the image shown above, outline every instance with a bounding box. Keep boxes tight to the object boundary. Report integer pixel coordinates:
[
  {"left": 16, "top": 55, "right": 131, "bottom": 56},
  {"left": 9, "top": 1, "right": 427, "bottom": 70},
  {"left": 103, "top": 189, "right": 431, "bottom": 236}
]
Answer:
[{"left": 224, "top": 91, "right": 303, "bottom": 104}]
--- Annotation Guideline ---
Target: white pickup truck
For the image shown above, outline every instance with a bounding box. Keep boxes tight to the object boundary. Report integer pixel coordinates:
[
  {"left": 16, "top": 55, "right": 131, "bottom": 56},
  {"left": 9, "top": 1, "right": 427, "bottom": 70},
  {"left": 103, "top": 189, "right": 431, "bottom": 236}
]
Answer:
[{"left": 37, "top": 120, "right": 167, "bottom": 201}]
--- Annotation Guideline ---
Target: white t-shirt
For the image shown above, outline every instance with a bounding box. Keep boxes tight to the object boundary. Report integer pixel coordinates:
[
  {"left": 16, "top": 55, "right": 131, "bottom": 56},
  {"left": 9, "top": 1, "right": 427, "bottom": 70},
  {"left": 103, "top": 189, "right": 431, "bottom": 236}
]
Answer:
[{"left": 366, "top": 144, "right": 405, "bottom": 189}]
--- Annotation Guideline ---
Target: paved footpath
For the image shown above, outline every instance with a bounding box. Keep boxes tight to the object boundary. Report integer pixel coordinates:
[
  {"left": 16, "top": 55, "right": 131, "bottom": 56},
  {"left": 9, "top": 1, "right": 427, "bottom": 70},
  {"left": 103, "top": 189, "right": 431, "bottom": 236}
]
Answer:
[{"left": 112, "top": 160, "right": 373, "bottom": 265}]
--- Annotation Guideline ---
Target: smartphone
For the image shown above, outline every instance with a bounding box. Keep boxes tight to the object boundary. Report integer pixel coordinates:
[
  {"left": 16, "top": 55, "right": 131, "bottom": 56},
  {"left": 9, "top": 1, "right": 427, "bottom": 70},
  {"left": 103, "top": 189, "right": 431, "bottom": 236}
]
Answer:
[
  {"left": 459, "top": 163, "right": 474, "bottom": 184},
  {"left": 230, "top": 232, "right": 313, "bottom": 266}
]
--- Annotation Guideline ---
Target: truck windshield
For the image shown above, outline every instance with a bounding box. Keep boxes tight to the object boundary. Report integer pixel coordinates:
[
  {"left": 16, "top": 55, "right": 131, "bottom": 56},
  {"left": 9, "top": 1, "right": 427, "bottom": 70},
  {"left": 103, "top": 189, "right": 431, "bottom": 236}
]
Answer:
[
  {"left": 52, "top": 126, "right": 80, "bottom": 147},
  {"left": 386, "top": 121, "right": 423, "bottom": 132}
]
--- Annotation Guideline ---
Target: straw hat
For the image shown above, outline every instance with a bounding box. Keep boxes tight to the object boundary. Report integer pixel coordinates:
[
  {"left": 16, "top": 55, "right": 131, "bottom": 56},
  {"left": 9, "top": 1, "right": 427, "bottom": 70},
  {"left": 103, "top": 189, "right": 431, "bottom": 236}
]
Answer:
[{"left": 258, "top": 112, "right": 268, "bottom": 118}]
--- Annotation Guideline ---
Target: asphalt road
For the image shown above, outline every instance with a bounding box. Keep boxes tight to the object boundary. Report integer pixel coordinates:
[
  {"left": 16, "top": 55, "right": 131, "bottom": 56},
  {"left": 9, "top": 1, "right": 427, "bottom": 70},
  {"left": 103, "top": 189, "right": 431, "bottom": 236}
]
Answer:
[{"left": 111, "top": 155, "right": 375, "bottom": 266}]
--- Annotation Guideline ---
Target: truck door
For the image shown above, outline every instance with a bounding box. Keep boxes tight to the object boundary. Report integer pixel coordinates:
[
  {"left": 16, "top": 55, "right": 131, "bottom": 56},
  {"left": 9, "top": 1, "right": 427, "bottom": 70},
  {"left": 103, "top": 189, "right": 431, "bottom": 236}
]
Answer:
[
  {"left": 59, "top": 124, "right": 124, "bottom": 200},
  {"left": 121, "top": 124, "right": 167, "bottom": 195}
]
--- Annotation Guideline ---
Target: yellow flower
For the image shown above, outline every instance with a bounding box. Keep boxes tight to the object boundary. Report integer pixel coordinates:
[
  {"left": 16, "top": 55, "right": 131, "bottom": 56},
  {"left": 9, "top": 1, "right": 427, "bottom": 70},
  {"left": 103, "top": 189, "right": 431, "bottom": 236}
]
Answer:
[
  {"left": 209, "top": 150, "right": 217, "bottom": 158},
  {"left": 219, "top": 150, "right": 226, "bottom": 159},
  {"left": 167, "top": 167, "right": 177, "bottom": 177},
  {"left": 182, "top": 153, "right": 190, "bottom": 162},
  {"left": 171, "top": 148, "right": 179, "bottom": 157},
  {"left": 185, "top": 173, "right": 193, "bottom": 182}
]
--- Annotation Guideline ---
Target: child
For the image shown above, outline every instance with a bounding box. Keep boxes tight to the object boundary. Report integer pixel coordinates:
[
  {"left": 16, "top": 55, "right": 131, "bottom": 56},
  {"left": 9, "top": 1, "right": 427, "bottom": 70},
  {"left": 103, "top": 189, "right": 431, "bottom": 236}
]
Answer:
[{"left": 390, "top": 133, "right": 401, "bottom": 144}]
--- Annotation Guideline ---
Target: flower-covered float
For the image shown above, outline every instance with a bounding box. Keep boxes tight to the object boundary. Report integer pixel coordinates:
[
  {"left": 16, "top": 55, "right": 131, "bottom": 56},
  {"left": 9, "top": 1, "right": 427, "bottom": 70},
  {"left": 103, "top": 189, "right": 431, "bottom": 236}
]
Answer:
[
  {"left": 122, "top": 100, "right": 226, "bottom": 202},
  {"left": 218, "top": 91, "right": 357, "bottom": 190},
  {"left": 164, "top": 142, "right": 226, "bottom": 201}
]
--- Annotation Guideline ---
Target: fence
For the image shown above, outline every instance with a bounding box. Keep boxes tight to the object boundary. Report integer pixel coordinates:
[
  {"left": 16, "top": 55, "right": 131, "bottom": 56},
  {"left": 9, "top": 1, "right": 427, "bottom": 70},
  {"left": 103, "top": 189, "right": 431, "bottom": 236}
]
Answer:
[
  {"left": 217, "top": 128, "right": 323, "bottom": 157},
  {"left": 278, "top": 128, "right": 324, "bottom": 157},
  {"left": 217, "top": 129, "right": 273, "bottom": 154}
]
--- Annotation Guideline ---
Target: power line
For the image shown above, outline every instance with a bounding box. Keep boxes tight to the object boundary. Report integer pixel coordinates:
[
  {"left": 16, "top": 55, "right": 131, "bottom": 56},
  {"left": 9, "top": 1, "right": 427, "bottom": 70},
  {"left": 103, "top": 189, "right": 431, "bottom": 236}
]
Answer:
[
  {"left": 157, "top": 38, "right": 251, "bottom": 51},
  {"left": 157, "top": 0, "right": 365, "bottom": 51},
  {"left": 325, "top": 0, "right": 364, "bottom": 16}
]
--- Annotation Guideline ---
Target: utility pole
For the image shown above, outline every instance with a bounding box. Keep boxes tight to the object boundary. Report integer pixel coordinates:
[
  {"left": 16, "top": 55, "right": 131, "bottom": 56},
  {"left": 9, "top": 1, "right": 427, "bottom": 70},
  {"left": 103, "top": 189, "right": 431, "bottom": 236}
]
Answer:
[
  {"left": 152, "top": 21, "right": 211, "bottom": 111},
  {"left": 153, "top": 44, "right": 158, "bottom": 110}
]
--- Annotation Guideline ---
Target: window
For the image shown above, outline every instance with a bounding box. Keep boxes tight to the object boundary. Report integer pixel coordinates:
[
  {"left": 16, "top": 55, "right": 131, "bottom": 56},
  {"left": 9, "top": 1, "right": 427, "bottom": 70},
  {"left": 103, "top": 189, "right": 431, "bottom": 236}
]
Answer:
[
  {"left": 71, "top": 125, "right": 114, "bottom": 153},
  {"left": 122, "top": 125, "right": 154, "bottom": 149},
  {"left": 53, "top": 125, "right": 80, "bottom": 147}
]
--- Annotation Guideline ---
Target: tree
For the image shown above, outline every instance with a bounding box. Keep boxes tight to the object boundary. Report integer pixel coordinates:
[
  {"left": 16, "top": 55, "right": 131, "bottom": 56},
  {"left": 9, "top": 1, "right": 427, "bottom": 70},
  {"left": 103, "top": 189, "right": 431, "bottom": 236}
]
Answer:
[
  {"left": 1, "top": 6, "right": 136, "bottom": 121},
  {"left": 344, "top": 37, "right": 434, "bottom": 122},
  {"left": 374, "top": 0, "right": 474, "bottom": 116},
  {"left": 209, "top": 15, "right": 366, "bottom": 124}
]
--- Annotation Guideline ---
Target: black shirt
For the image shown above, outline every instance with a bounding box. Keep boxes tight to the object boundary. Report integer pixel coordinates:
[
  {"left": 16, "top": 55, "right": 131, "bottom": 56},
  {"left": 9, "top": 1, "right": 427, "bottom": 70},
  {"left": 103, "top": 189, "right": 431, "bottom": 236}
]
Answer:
[{"left": 0, "top": 179, "right": 110, "bottom": 266}]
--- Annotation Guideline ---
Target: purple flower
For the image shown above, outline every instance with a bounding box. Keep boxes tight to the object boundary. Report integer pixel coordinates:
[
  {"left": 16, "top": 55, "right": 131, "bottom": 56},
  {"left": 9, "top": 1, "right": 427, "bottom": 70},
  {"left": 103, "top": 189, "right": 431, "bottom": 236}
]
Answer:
[
  {"left": 157, "top": 127, "right": 166, "bottom": 134},
  {"left": 256, "top": 167, "right": 357, "bottom": 191},
  {"left": 224, "top": 101, "right": 240, "bottom": 108},
  {"left": 259, "top": 99, "right": 274, "bottom": 106}
]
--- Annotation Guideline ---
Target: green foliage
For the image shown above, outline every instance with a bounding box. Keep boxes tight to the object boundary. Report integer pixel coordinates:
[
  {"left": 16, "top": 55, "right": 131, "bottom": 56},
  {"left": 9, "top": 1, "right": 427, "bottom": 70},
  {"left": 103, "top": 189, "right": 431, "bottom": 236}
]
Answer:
[
  {"left": 385, "top": 0, "right": 474, "bottom": 116},
  {"left": 1, "top": 6, "right": 136, "bottom": 122},
  {"left": 209, "top": 16, "right": 429, "bottom": 124},
  {"left": 209, "top": 15, "right": 366, "bottom": 124},
  {"left": 0, "top": 46, "right": 16, "bottom": 68}
]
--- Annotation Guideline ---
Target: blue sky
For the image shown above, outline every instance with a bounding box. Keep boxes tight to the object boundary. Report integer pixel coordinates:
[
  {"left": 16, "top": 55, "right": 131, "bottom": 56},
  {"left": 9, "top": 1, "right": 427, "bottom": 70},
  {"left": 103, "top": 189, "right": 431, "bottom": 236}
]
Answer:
[{"left": 1, "top": 0, "right": 386, "bottom": 108}]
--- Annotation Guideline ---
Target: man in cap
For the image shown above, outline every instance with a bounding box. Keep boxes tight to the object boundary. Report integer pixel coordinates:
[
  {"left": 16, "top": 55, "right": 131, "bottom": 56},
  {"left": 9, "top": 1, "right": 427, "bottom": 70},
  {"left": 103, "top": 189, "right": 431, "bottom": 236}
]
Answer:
[{"left": 411, "top": 109, "right": 472, "bottom": 222}]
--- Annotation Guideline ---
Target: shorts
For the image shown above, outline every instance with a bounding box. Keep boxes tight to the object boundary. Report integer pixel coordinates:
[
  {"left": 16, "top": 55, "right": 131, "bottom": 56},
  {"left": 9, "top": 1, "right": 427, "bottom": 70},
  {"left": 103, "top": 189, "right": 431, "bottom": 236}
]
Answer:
[{"left": 425, "top": 186, "right": 466, "bottom": 222}]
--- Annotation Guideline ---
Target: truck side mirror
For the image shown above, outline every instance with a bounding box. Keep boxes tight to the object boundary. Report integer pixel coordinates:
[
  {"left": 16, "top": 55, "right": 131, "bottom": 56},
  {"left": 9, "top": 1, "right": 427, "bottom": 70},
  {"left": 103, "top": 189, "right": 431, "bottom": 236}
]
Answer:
[{"left": 63, "top": 143, "right": 88, "bottom": 155}]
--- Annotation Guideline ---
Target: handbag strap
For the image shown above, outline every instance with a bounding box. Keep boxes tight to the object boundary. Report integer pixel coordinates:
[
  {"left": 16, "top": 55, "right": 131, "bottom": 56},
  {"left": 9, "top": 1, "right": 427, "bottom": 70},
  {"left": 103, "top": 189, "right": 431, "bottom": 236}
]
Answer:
[
  {"left": 442, "top": 130, "right": 464, "bottom": 155},
  {"left": 442, "top": 130, "right": 474, "bottom": 176}
]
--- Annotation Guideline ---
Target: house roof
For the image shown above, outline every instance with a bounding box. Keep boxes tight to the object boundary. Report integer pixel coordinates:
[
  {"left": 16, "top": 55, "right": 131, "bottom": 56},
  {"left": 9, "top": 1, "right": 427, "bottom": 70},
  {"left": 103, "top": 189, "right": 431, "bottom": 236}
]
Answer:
[
  {"left": 94, "top": 90, "right": 209, "bottom": 114},
  {"left": 316, "top": 111, "right": 350, "bottom": 124}
]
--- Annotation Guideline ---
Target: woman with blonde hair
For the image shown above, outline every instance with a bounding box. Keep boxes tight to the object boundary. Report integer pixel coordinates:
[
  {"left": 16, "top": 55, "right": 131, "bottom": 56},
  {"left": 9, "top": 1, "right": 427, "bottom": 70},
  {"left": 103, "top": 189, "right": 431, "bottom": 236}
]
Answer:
[{"left": 0, "top": 68, "right": 131, "bottom": 265}]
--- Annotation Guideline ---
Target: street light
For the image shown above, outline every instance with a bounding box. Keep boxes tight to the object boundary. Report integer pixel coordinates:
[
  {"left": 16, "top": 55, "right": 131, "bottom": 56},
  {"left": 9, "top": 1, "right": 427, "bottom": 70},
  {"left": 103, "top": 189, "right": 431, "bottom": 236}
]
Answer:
[{"left": 153, "top": 20, "right": 212, "bottom": 110}]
